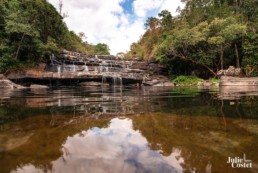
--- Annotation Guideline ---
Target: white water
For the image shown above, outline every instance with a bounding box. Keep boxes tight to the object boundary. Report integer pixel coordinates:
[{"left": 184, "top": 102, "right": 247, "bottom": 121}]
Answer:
[{"left": 83, "top": 62, "right": 89, "bottom": 72}]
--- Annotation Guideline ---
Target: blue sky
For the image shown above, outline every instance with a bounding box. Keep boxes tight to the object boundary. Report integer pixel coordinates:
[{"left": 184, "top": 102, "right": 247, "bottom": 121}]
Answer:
[
  {"left": 120, "top": 0, "right": 134, "bottom": 15},
  {"left": 48, "top": 0, "right": 184, "bottom": 54}
]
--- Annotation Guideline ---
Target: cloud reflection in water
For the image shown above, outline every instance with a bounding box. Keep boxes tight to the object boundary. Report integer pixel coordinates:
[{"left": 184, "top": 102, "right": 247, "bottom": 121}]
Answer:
[{"left": 12, "top": 118, "right": 184, "bottom": 173}]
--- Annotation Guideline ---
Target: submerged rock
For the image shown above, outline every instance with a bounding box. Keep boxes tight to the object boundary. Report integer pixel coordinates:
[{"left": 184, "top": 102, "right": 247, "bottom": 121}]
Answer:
[{"left": 30, "top": 84, "right": 49, "bottom": 89}]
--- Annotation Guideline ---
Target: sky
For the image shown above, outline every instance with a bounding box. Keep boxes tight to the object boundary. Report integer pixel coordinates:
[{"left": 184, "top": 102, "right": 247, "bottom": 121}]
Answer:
[{"left": 47, "top": 0, "right": 184, "bottom": 55}]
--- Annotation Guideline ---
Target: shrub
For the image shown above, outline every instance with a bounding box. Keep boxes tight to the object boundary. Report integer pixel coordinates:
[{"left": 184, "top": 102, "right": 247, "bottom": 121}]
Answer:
[{"left": 173, "top": 75, "right": 204, "bottom": 85}]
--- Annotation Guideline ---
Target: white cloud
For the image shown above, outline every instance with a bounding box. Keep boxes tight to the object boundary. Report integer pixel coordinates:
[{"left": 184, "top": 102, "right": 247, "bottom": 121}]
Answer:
[
  {"left": 47, "top": 0, "right": 184, "bottom": 55},
  {"left": 159, "top": 0, "right": 184, "bottom": 16},
  {"left": 133, "top": 0, "right": 163, "bottom": 17}
]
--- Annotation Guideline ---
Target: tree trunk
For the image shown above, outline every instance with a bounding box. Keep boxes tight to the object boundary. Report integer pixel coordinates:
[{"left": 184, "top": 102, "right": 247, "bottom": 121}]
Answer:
[
  {"left": 15, "top": 33, "right": 25, "bottom": 60},
  {"left": 235, "top": 43, "right": 240, "bottom": 68},
  {"left": 220, "top": 45, "right": 224, "bottom": 70}
]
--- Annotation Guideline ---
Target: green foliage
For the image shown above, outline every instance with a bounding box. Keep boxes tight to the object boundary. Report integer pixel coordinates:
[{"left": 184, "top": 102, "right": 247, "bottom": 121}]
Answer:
[
  {"left": 94, "top": 43, "right": 110, "bottom": 55},
  {"left": 173, "top": 75, "right": 204, "bottom": 85},
  {"left": 242, "top": 31, "right": 258, "bottom": 76},
  {"left": 0, "top": 0, "right": 110, "bottom": 72},
  {"left": 128, "top": 0, "right": 257, "bottom": 77},
  {"left": 211, "top": 77, "right": 220, "bottom": 83},
  {"left": 158, "top": 10, "right": 173, "bottom": 31}
]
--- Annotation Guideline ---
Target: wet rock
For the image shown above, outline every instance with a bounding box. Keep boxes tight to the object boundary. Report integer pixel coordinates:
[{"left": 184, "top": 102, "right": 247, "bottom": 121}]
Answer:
[
  {"left": 220, "top": 76, "right": 258, "bottom": 86},
  {"left": 79, "top": 82, "right": 109, "bottom": 86},
  {"left": 30, "top": 84, "right": 49, "bottom": 89},
  {"left": 143, "top": 79, "right": 160, "bottom": 86},
  {"left": 143, "top": 75, "right": 173, "bottom": 86},
  {"left": 0, "top": 79, "right": 26, "bottom": 89},
  {"left": 153, "top": 81, "right": 174, "bottom": 87}
]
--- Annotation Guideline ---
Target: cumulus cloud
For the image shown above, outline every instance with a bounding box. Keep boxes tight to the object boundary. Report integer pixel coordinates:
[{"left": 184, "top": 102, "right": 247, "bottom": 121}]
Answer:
[
  {"left": 133, "top": 0, "right": 163, "bottom": 17},
  {"left": 47, "top": 0, "right": 183, "bottom": 55}
]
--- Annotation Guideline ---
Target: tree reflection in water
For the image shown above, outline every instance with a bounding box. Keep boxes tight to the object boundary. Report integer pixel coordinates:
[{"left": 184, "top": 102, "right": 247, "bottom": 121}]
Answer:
[{"left": 0, "top": 86, "right": 257, "bottom": 173}]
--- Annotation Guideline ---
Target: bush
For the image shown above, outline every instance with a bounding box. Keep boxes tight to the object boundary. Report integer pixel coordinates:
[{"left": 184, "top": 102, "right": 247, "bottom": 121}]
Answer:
[{"left": 173, "top": 75, "right": 204, "bottom": 85}]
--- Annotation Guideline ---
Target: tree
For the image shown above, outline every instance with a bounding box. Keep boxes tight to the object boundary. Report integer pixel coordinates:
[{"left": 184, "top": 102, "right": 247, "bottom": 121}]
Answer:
[
  {"left": 208, "top": 17, "right": 246, "bottom": 69},
  {"left": 144, "top": 17, "right": 159, "bottom": 30},
  {"left": 5, "top": 1, "right": 39, "bottom": 60},
  {"left": 94, "top": 43, "right": 110, "bottom": 55},
  {"left": 158, "top": 10, "right": 173, "bottom": 31}
]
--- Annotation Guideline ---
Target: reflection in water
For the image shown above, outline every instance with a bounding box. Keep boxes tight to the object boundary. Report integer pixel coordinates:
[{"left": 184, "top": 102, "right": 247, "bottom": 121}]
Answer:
[
  {"left": 10, "top": 118, "right": 185, "bottom": 173},
  {"left": 0, "top": 86, "right": 257, "bottom": 173}
]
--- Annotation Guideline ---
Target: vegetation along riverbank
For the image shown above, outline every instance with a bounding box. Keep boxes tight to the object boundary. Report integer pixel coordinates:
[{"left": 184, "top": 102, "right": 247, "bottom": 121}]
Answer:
[{"left": 0, "top": 0, "right": 257, "bottom": 85}]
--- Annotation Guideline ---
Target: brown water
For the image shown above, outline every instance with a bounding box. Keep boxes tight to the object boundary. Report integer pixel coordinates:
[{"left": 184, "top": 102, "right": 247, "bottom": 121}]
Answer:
[{"left": 0, "top": 86, "right": 257, "bottom": 173}]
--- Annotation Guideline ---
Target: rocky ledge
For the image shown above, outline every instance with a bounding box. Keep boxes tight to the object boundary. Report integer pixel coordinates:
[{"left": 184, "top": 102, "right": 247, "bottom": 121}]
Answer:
[
  {"left": 220, "top": 76, "right": 258, "bottom": 86},
  {"left": 4, "top": 54, "right": 174, "bottom": 87}
]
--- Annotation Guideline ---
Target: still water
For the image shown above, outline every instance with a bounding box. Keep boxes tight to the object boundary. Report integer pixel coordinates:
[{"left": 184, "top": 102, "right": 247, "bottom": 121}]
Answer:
[{"left": 0, "top": 86, "right": 257, "bottom": 173}]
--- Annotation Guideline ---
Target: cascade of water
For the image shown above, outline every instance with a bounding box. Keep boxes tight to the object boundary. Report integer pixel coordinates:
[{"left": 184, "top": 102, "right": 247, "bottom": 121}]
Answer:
[
  {"left": 99, "top": 65, "right": 103, "bottom": 73},
  {"left": 101, "top": 60, "right": 107, "bottom": 72},
  {"left": 102, "top": 75, "right": 107, "bottom": 85},
  {"left": 57, "top": 65, "right": 61, "bottom": 74},
  {"left": 94, "top": 67, "right": 98, "bottom": 73},
  {"left": 112, "top": 75, "right": 123, "bottom": 87},
  {"left": 50, "top": 53, "right": 55, "bottom": 65},
  {"left": 72, "top": 62, "right": 76, "bottom": 72},
  {"left": 83, "top": 62, "right": 89, "bottom": 72}
]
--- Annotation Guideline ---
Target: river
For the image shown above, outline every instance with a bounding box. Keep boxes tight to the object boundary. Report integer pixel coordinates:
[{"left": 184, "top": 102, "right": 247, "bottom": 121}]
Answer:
[{"left": 0, "top": 86, "right": 257, "bottom": 173}]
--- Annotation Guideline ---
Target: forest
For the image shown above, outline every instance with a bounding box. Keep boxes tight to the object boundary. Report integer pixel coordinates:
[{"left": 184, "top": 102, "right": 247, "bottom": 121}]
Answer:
[
  {"left": 0, "top": 0, "right": 110, "bottom": 72},
  {"left": 127, "top": 0, "right": 258, "bottom": 77},
  {"left": 0, "top": 0, "right": 257, "bottom": 77}
]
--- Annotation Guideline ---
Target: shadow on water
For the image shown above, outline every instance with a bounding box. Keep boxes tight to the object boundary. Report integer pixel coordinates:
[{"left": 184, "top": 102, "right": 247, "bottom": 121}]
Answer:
[{"left": 0, "top": 86, "right": 257, "bottom": 173}]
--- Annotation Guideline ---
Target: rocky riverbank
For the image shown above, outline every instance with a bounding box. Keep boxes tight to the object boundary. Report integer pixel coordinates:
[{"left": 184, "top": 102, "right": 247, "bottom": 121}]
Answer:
[
  {"left": 3, "top": 53, "right": 174, "bottom": 87},
  {"left": 220, "top": 76, "right": 258, "bottom": 86}
]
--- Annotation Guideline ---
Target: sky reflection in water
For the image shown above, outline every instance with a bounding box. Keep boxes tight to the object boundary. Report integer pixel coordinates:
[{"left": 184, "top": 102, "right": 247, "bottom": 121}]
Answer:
[
  {"left": 12, "top": 118, "right": 184, "bottom": 173},
  {"left": 0, "top": 86, "right": 257, "bottom": 173}
]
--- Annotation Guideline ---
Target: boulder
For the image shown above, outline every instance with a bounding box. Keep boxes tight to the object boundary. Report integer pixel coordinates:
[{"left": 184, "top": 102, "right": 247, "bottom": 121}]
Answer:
[
  {"left": 0, "top": 79, "right": 26, "bottom": 89},
  {"left": 143, "top": 79, "right": 160, "bottom": 86},
  {"left": 217, "top": 66, "right": 241, "bottom": 77}
]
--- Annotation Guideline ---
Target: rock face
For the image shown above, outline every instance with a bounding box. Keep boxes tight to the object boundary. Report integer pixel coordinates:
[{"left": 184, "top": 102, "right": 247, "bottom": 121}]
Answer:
[
  {"left": 0, "top": 79, "right": 26, "bottom": 89},
  {"left": 5, "top": 53, "right": 170, "bottom": 87},
  {"left": 217, "top": 66, "right": 241, "bottom": 77}
]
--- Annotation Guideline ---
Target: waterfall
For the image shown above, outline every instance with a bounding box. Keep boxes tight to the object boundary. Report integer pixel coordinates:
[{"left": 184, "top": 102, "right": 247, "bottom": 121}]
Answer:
[
  {"left": 57, "top": 65, "right": 61, "bottom": 74},
  {"left": 72, "top": 62, "right": 76, "bottom": 72},
  {"left": 50, "top": 53, "right": 55, "bottom": 65},
  {"left": 83, "top": 62, "right": 89, "bottom": 72},
  {"left": 112, "top": 75, "right": 122, "bottom": 87},
  {"left": 102, "top": 75, "right": 107, "bottom": 85}
]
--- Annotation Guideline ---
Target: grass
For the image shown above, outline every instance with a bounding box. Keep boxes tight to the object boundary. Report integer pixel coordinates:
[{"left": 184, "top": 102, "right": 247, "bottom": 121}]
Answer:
[{"left": 173, "top": 75, "right": 204, "bottom": 85}]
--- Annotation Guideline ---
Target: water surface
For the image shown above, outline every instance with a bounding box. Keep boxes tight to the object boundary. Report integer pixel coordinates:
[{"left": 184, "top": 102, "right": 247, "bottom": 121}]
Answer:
[{"left": 0, "top": 86, "right": 257, "bottom": 173}]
